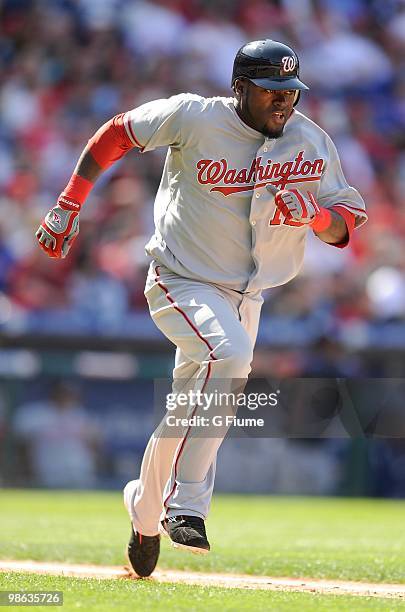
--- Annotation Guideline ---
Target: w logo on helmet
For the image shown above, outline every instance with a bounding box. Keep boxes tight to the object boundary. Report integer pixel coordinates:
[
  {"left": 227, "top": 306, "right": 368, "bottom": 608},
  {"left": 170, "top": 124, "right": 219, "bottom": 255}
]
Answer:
[{"left": 281, "top": 56, "right": 296, "bottom": 73}]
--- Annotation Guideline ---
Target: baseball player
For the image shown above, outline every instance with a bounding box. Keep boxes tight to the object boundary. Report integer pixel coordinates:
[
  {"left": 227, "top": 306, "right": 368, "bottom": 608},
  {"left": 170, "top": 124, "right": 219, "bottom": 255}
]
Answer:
[{"left": 36, "top": 40, "right": 367, "bottom": 577}]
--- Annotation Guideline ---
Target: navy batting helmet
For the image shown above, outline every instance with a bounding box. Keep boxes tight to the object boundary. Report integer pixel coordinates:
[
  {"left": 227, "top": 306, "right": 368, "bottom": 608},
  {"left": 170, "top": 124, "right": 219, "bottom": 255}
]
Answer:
[{"left": 232, "top": 40, "right": 309, "bottom": 105}]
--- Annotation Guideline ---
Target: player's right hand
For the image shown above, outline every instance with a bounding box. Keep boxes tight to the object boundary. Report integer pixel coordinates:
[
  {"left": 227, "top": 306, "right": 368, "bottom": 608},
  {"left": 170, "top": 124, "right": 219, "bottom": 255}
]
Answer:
[{"left": 36, "top": 195, "right": 81, "bottom": 259}]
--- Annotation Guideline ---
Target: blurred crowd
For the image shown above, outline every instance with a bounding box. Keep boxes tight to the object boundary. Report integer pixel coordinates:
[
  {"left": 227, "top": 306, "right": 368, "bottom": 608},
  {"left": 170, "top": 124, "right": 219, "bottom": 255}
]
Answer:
[
  {"left": 1, "top": 0, "right": 405, "bottom": 354},
  {"left": 4, "top": 379, "right": 404, "bottom": 497}
]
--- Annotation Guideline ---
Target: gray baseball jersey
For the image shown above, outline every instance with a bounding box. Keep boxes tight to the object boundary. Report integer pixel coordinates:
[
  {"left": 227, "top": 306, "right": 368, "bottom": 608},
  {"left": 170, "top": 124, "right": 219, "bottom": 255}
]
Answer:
[
  {"left": 122, "top": 94, "right": 368, "bottom": 534},
  {"left": 123, "top": 94, "right": 367, "bottom": 292}
]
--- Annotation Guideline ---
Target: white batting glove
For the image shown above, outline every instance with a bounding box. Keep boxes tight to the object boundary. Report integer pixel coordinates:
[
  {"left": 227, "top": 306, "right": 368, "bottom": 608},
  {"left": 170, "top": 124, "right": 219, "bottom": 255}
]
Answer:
[{"left": 267, "top": 185, "right": 321, "bottom": 225}]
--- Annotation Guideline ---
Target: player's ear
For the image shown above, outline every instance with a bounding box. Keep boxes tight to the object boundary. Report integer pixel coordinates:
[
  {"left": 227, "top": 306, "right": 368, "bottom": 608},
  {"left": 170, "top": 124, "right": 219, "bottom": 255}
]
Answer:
[{"left": 233, "top": 78, "right": 246, "bottom": 98}]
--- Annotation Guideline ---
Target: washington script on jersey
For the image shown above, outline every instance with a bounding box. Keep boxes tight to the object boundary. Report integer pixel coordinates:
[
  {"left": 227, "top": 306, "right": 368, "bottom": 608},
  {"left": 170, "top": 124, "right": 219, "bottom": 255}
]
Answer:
[{"left": 196, "top": 150, "right": 324, "bottom": 195}]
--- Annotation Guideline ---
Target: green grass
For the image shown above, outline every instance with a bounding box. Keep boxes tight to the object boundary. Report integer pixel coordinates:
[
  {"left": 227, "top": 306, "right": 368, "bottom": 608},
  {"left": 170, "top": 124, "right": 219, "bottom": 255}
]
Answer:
[
  {"left": 1, "top": 573, "right": 403, "bottom": 612},
  {"left": 0, "top": 490, "right": 404, "bottom": 584}
]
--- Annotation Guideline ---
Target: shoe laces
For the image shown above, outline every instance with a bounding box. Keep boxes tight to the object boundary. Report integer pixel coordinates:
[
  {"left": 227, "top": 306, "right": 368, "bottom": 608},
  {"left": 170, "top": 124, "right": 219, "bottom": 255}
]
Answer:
[{"left": 171, "top": 515, "right": 207, "bottom": 536}]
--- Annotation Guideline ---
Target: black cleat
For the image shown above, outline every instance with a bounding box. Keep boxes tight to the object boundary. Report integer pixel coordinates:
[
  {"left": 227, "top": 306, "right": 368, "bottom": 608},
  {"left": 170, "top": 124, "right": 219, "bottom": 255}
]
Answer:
[
  {"left": 161, "top": 515, "right": 210, "bottom": 554},
  {"left": 127, "top": 526, "right": 160, "bottom": 577}
]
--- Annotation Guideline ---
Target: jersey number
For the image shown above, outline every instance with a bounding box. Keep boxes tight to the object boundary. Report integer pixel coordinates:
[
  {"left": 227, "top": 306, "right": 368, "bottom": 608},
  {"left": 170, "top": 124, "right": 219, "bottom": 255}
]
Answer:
[{"left": 269, "top": 208, "right": 303, "bottom": 227}]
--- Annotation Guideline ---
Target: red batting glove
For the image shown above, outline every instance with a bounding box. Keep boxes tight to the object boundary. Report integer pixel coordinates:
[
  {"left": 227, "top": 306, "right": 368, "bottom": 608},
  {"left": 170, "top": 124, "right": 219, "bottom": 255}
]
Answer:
[
  {"left": 267, "top": 185, "right": 332, "bottom": 231},
  {"left": 36, "top": 195, "right": 81, "bottom": 259}
]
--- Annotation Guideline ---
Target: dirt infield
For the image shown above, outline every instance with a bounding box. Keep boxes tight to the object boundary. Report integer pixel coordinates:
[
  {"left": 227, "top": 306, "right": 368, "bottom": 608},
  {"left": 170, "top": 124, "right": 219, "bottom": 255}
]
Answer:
[{"left": 1, "top": 560, "right": 405, "bottom": 598}]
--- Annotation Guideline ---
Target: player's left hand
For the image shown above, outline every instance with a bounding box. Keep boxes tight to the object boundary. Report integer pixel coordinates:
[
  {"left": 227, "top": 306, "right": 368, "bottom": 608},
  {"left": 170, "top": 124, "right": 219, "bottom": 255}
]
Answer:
[{"left": 267, "top": 185, "right": 321, "bottom": 225}]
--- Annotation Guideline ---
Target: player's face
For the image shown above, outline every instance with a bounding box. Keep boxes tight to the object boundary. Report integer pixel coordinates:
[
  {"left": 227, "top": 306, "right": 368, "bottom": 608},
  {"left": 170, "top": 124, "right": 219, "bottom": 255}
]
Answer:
[{"left": 234, "top": 79, "right": 296, "bottom": 139}]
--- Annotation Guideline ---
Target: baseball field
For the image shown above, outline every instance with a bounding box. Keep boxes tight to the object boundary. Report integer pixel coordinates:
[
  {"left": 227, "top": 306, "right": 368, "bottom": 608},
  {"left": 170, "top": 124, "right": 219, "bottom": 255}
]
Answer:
[{"left": 1, "top": 490, "right": 404, "bottom": 610}]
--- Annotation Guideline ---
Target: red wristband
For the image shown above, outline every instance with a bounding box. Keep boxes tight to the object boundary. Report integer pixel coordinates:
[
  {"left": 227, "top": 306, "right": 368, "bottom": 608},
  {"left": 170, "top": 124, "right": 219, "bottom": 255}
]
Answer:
[
  {"left": 61, "top": 173, "right": 93, "bottom": 206},
  {"left": 310, "top": 207, "right": 332, "bottom": 232}
]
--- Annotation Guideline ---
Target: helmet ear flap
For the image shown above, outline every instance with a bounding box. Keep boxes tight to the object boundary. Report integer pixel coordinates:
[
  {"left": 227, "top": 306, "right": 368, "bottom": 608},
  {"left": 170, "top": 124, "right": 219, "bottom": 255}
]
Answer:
[{"left": 293, "top": 90, "right": 301, "bottom": 106}]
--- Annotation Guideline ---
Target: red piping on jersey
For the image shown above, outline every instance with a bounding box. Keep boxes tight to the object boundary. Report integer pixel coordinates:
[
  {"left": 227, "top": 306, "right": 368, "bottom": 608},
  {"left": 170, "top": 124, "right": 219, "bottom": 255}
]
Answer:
[
  {"left": 331, "top": 203, "right": 367, "bottom": 216},
  {"left": 162, "top": 362, "right": 212, "bottom": 515},
  {"left": 153, "top": 265, "right": 217, "bottom": 515},
  {"left": 154, "top": 266, "right": 218, "bottom": 359}
]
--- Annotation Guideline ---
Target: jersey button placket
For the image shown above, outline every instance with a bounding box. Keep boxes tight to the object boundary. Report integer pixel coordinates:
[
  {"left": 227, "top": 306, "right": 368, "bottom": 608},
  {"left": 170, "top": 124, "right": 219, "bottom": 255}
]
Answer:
[
  {"left": 249, "top": 187, "right": 261, "bottom": 289},
  {"left": 248, "top": 140, "right": 270, "bottom": 290}
]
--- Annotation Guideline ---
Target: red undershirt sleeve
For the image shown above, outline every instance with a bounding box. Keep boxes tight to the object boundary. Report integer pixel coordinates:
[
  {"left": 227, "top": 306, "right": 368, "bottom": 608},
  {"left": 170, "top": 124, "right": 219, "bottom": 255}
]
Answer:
[{"left": 86, "top": 113, "right": 139, "bottom": 169}]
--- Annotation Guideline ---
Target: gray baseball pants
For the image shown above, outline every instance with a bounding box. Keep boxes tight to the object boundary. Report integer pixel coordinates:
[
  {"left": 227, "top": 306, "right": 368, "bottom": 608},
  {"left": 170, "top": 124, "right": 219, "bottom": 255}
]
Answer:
[{"left": 126, "top": 261, "right": 263, "bottom": 536}]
